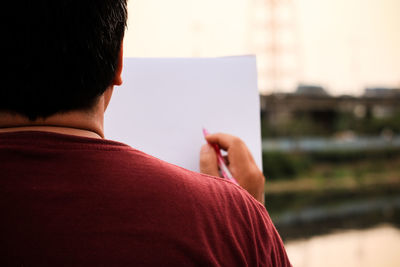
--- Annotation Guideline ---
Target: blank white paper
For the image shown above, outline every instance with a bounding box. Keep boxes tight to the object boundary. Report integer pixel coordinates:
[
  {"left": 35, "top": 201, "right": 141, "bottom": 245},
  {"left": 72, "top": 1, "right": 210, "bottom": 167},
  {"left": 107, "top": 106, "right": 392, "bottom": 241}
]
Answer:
[{"left": 104, "top": 56, "right": 262, "bottom": 173}]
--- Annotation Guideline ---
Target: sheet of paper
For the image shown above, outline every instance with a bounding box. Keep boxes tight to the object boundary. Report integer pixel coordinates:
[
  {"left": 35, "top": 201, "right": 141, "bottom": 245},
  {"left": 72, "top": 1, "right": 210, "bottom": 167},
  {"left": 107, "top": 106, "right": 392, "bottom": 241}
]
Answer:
[{"left": 104, "top": 56, "right": 262, "bottom": 173}]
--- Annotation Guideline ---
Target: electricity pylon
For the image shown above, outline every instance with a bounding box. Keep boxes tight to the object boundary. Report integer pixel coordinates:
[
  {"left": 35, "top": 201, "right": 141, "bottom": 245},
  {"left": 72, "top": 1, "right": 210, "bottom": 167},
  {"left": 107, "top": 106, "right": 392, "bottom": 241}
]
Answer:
[{"left": 247, "top": 0, "right": 301, "bottom": 94}]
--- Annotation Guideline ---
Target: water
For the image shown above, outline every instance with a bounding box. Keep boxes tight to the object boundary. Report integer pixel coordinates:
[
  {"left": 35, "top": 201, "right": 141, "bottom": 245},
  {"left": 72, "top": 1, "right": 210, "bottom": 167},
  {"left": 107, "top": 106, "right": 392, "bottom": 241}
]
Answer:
[
  {"left": 275, "top": 196, "right": 400, "bottom": 227},
  {"left": 284, "top": 224, "right": 400, "bottom": 267}
]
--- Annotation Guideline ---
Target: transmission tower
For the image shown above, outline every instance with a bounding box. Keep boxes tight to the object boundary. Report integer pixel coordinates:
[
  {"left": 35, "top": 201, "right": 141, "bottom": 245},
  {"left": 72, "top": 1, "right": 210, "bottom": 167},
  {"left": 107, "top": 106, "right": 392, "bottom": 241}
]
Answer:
[{"left": 247, "top": 0, "right": 301, "bottom": 94}]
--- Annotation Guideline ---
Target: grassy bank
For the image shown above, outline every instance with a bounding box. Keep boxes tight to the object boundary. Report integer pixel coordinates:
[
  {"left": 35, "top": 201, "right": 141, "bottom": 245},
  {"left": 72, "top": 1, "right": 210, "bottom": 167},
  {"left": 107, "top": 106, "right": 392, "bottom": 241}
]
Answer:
[{"left": 263, "top": 148, "right": 400, "bottom": 181}]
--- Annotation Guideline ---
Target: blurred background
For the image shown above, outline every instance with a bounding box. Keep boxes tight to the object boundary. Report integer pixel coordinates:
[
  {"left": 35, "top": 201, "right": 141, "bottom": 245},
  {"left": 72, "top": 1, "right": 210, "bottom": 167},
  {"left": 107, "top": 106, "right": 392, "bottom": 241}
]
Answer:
[{"left": 123, "top": 0, "right": 400, "bottom": 266}]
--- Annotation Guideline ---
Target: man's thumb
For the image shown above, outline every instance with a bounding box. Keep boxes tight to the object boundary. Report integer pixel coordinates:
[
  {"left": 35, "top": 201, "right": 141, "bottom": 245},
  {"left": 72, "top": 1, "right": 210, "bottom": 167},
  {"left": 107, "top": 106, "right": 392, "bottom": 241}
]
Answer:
[{"left": 199, "top": 144, "right": 220, "bottom": 177}]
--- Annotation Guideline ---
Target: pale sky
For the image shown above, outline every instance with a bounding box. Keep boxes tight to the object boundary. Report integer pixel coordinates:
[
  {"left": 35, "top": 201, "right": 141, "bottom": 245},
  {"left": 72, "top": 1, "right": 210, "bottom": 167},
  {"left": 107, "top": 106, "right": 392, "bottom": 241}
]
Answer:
[{"left": 123, "top": 0, "right": 400, "bottom": 96}]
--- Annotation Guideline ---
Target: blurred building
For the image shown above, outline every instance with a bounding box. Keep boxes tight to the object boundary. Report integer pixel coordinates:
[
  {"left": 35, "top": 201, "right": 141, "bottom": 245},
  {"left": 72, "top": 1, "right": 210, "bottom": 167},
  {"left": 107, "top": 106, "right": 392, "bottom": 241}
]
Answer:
[
  {"left": 260, "top": 86, "right": 400, "bottom": 136},
  {"left": 364, "top": 87, "right": 400, "bottom": 98},
  {"left": 295, "top": 84, "right": 329, "bottom": 96}
]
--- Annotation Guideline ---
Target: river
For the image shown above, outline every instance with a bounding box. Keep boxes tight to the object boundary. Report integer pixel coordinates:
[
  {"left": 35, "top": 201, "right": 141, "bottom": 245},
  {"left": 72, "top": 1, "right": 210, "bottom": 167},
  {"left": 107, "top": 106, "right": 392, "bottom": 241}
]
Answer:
[{"left": 284, "top": 224, "right": 400, "bottom": 267}]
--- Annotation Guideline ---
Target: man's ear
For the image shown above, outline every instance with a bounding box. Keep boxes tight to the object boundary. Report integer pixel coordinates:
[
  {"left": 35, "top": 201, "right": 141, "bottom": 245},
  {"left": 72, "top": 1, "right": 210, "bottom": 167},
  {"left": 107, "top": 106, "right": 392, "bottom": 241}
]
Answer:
[{"left": 113, "top": 42, "right": 124, "bottom": 86}]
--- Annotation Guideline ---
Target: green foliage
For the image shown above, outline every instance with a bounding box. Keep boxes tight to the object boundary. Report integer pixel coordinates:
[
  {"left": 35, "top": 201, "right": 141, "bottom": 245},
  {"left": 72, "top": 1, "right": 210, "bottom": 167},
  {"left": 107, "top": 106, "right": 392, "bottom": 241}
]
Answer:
[
  {"left": 308, "top": 148, "right": 400, "bottom": 163},
  {"left": 262, "top": 148, "right": 400, "bottom": 180},
  {"left": 262, "top": 152, "right": 312, "bottom": 180},
  {"left": 262, "top": 113, "right": 333, "bottom": 138},
  {"left": 334, "top": 111, "right": 400, "bottom": 136},
  {"left": 262, "top": 111, "right": 400, "bottom": 138}
]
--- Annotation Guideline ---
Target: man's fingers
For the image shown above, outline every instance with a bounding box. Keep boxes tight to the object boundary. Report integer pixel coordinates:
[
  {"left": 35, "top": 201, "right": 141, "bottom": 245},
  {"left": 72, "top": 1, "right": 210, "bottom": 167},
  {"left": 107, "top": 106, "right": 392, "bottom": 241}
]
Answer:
[
  {"left": 200, "top": 133, "right": 266, "bottom": 203},
  {"left": 205, "top": 133, "right": 242, "bottom": 151},
  {"left": 205, "top": 133, "right": 250, "bottom": 166},
  {"left": 199, "top": 144, "right": 220, "bottom": 177}
]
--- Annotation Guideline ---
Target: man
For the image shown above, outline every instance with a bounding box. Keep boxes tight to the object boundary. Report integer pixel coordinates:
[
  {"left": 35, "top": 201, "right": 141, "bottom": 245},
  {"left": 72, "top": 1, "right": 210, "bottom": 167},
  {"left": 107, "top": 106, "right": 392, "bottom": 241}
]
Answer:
[{"left": 0, "top": 0, "right": 291, "bottom": 265}]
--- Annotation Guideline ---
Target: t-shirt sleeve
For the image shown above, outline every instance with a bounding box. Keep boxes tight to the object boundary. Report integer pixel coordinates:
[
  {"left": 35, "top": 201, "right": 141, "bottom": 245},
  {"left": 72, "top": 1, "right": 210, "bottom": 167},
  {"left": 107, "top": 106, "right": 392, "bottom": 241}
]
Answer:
[{"left": 236, "top": 189, "right": 292, "bottom": 266}]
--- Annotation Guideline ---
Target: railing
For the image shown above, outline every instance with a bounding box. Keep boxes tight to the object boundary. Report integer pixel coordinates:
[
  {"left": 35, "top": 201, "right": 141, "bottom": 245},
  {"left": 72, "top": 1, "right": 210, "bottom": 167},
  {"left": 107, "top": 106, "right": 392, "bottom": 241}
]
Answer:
[{"left": 263, "top": 135, "right": 400, "bottom": 152}]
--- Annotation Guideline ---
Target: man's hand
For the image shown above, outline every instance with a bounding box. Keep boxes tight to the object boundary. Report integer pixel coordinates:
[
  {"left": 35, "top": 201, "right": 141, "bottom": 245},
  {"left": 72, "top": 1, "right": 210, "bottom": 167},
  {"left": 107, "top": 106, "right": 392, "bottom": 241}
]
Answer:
[{"left": 199, "top": 133, "right": 265, "bottom": 204}]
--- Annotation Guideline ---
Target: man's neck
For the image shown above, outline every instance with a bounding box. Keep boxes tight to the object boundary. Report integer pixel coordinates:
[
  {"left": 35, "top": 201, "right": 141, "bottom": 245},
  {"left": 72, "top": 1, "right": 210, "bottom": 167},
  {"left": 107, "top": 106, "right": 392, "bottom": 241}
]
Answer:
[
  {"left": 0, "top": 87, "right": 115, "bottom": 139},
  {"left": 0, "top": 125, "right": 102, "bottom": 139},
  {"left": 0, "top": 107, "right": 104, "bottom": 139}
]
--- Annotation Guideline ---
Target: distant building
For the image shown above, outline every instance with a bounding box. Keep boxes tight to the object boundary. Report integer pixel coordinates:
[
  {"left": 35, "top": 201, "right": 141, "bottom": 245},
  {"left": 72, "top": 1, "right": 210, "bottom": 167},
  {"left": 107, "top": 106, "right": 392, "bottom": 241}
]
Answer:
[
  {"left": 295, "top": 84, "right": 329, "bottom": 96},
  {"left": 260, "top": 88, "right": 400, "bottom": 136},
  {"left": 363, "top": 87, "right": 400, "bottom": 98}
]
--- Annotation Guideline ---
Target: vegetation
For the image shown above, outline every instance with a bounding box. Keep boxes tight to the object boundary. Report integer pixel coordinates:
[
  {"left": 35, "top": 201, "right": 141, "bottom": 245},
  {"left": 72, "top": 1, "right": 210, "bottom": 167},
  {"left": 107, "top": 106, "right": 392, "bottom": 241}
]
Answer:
[
  {"left": 263, "top": 148, "right": 400, "bottom": 181},
  {"left": 261, "top": 111, "right": 400, "bottom": 138},
  {"left": 335, "top": 111, "right": 400, "bottom": 136}
]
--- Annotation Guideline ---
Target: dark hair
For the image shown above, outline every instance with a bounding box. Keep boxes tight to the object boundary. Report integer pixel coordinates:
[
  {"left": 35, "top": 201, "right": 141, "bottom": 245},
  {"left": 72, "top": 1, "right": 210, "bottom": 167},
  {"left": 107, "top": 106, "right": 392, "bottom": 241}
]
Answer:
[{"left": 2, "top": 0, "right": 128, "bottom": 120}]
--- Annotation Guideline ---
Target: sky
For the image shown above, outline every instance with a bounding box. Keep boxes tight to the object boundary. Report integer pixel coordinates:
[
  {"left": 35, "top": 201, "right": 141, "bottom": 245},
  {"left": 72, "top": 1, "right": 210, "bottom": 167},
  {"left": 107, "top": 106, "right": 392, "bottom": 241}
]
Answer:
[{"left": 123, "top": 0, "right": 400, "bottom": 96}]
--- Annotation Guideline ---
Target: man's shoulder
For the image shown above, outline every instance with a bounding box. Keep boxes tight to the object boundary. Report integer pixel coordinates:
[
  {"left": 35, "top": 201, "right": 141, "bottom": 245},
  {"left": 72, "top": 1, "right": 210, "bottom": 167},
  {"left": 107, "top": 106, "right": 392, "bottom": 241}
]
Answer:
[
  {"left": 115, "top": 143, "right": 258, "bottom": 201},
  {"left": 95, "top": 140, "right": 266, "bottom": 216},
  {"left": 128, "top": 150, "right": 291, "bottom": 266}
]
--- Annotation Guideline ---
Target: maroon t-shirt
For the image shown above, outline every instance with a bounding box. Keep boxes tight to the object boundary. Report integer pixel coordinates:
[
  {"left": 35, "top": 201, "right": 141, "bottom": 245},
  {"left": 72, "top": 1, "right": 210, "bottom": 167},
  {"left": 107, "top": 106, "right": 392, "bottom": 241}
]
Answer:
[{"left": 0, "top": 131, "right": 291, "bottom": 266}]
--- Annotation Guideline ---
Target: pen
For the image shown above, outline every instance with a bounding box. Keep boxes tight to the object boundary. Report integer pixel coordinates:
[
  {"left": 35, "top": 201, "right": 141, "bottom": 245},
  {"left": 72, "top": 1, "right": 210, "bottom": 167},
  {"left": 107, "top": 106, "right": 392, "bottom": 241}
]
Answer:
[{"left": 202, "top": 128, "right": 239, "bottom": 185}]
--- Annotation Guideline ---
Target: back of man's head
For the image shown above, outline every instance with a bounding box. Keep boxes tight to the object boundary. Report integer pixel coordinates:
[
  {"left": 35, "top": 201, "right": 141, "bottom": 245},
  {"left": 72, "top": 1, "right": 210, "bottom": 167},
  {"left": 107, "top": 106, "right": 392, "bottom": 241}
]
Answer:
[{"left": 2, "top": 0, "right": 128, "bottom": 121}]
